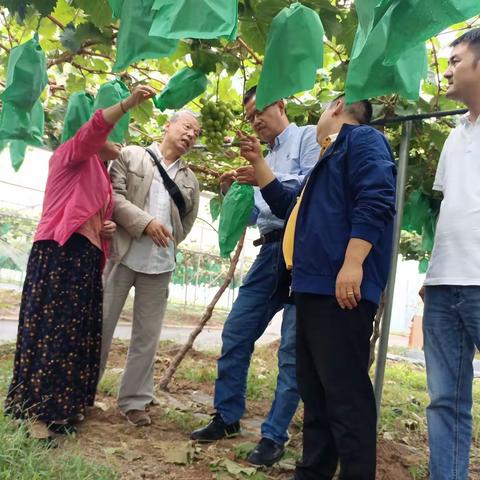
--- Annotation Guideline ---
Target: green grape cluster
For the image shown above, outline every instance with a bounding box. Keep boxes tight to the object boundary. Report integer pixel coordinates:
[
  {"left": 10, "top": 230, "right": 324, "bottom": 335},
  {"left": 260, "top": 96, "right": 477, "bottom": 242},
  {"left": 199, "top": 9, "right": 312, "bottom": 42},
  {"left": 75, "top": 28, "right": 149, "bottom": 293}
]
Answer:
[{"left": 200, "top": 99, "right": 234, "bottom": 150}]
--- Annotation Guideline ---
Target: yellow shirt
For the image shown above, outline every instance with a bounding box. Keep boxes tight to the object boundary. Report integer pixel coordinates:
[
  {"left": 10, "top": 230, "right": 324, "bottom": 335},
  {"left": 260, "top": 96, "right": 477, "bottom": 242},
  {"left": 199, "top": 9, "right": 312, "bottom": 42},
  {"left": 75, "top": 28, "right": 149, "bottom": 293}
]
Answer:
[{"left": 282, "top": 134, "right": 337, "bottom": 270}]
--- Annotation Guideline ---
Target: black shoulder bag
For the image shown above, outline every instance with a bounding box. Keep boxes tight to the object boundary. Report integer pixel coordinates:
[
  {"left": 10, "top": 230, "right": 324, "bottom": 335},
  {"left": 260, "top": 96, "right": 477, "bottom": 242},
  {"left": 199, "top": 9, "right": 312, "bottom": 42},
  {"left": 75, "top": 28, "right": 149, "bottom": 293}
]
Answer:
[{"left": 145, "top": 148, "right": 187, "bottom": 218}]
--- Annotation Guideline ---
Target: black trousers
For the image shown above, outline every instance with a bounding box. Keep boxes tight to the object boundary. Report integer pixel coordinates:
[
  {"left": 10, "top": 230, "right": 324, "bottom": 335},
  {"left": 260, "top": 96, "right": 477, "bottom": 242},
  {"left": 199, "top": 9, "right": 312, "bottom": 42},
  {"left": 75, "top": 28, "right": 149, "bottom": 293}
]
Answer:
[{"left": 294, "top": 293, "right": 377, "bottom": 480}]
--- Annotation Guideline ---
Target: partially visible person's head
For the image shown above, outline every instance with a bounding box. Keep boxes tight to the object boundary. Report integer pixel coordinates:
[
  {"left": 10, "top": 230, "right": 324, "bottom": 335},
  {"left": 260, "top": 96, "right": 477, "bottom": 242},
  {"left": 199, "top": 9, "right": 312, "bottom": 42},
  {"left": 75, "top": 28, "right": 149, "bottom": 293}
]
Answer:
[
  {"left": 163, "top": 110, "right": 201, "bottom": 156},
  {"left": 99, "top": 140, "right": 122, "bottom": 162},
  {"left": 243, "top": 86, "right": 290, "bottom": 144},
  {"left": 444, "top": 28, "right": 480, "bottom": 105},
  {"left": 316, "top": 95, "right": 372, "bottom": 144}
]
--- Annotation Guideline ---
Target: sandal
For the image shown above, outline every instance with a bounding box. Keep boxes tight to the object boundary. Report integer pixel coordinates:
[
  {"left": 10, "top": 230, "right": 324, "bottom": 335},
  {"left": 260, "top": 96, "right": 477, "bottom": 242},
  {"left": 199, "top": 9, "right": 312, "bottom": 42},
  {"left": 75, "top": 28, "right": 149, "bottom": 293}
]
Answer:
[
  {"left": 26, "top": 420, "right": 58, "bottom": 448},
  {"left": 48, "top": 422, "right": 77, "bottom": 436}
]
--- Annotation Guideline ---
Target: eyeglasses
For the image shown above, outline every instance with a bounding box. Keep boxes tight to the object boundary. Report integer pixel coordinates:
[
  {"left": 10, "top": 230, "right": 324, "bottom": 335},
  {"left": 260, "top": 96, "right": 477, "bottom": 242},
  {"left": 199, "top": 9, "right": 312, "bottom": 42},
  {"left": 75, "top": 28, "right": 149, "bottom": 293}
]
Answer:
[{"left": 244, "top": 102, "right": 278, "bottom": 123}]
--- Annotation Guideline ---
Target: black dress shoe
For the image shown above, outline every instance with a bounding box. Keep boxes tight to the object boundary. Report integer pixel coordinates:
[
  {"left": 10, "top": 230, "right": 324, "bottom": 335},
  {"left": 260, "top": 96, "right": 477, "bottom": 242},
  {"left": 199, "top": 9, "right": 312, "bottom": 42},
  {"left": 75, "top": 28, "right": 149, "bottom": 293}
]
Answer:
[
  {"left": 247, "top": 437, "right": 284, "bottom": 467},
  {"left": 190, "top": 412, "right": 240, "bottom": 442}
]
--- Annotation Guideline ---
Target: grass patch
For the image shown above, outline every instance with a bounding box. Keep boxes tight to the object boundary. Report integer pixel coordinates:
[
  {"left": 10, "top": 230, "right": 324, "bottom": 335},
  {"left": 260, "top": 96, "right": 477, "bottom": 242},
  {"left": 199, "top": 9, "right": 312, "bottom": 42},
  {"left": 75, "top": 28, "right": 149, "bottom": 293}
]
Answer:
[
  {"left": 119, "top": 296, "right": 229, "bottom": 327},
  {"left": 174, "top": 346, "right": 279, "bottom": 401},
  {"left": 97, "top": 370, "right": 121, "bottom": 398},
  {"left": 0, "top": 358, "right": 13, "bottom": 394},
  {"left": 246, "top": 356, "right": 278, "bottom": 401},
  {"left": 0, "top": 417, "right": 117, "bottom": 479},
  {"left": 176, "top": 361, "right": 217, "bottom": 384},
  {"left": 0, "top": 344, "right": 118, "bottom": 480},
  {"left": 164, "top": 301, "right": 229, "bottom": 324},
  {"left": 408, "top": 460, "right": 429, "bottom": 480},
  {"left": 162, "top": 408, "right": 207, "bottom": 433},
  {"left": 380, "top": 360, "right": 480, "bottom": 453},
  {"left": 379, "top": 362, "right": 430, "bottom": 437}
]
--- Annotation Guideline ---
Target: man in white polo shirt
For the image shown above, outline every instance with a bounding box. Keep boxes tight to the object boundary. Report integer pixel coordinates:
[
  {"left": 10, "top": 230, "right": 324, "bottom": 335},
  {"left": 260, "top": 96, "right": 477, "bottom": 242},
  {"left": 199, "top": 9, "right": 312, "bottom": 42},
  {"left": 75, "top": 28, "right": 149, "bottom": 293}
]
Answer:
[{"left": 422, "top": 28, "right": 480, "bottom": 480}]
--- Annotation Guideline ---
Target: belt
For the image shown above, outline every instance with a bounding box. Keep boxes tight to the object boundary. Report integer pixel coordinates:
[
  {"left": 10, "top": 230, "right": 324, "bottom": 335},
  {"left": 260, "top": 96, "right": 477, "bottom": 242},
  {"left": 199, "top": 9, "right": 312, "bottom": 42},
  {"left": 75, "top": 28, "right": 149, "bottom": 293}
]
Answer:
[{"left": 253, "top": 229, "right": 283, "bottom": 247}]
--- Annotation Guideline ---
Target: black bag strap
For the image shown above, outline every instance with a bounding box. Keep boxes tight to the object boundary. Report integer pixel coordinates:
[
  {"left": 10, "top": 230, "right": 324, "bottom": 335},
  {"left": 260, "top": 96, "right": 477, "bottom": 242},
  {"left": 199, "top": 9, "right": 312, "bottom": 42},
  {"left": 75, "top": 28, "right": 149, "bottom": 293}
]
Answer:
[{"left": 145, "top": 148, "right": 187, "bottom": 218}]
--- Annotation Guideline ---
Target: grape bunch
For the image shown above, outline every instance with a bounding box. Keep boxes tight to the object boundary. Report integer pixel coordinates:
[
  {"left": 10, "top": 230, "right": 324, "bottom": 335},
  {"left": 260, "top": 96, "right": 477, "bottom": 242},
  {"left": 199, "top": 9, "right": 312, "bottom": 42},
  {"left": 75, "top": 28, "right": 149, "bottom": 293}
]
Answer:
[{"left": 200, "top": 99, "right": 234, "bottom": 151}]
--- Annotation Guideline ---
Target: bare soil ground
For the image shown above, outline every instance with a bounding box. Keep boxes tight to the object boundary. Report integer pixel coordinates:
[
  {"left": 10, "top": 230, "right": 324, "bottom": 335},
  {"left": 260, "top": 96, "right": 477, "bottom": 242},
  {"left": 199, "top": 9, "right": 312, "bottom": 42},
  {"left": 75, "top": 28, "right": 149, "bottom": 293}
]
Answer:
[
  {"left": 61, "top": 342, "right": 435, "bottom": 480},
  {"left": 2, "top": 286, "right": 479, "bottom": 479}
]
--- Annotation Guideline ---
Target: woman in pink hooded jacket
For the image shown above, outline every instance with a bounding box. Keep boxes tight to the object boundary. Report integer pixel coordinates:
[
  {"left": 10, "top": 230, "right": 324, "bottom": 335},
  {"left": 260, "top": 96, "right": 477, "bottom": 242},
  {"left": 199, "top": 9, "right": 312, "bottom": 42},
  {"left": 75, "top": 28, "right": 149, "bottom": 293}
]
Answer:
[{"left": 5, "top": 85, "right": 155, "bottom": 443}]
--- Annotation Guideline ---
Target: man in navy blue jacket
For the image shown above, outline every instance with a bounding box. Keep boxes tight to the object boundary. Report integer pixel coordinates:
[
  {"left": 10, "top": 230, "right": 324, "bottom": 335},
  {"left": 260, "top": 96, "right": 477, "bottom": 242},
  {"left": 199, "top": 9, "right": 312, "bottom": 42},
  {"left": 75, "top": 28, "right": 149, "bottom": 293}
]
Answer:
[
  {"left": 191, "top": 87, "right": 320, "bottom": 467},
  {"left": 238, "top": 96, "right": 397, "bottom": 480}
]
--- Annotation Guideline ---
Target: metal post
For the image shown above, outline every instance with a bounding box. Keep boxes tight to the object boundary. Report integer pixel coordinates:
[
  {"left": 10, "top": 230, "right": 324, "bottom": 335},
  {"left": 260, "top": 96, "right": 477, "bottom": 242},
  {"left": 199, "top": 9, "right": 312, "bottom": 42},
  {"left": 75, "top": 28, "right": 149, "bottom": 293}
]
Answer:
[{"left": 374, "top": 120, "right": 412, "bottom": 415}]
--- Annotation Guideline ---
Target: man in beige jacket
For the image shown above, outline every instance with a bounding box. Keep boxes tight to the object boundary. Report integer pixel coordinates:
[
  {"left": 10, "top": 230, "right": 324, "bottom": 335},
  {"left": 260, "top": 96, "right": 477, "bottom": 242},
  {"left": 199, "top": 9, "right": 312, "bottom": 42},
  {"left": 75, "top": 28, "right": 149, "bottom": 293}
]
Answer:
[{"left": 100, "top": 110, "right": 200, "bottom": 426}]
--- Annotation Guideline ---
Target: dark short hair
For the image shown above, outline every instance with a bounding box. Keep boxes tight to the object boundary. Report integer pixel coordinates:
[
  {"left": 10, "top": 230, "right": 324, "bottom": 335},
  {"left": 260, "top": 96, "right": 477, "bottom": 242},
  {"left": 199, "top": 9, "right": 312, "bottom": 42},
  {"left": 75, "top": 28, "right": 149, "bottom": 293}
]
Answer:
[
  {"left": 451, "top": 27, "right": 480, "bottom": 62},
  {"left": 243, "top": 85, "right": 283, "bottom": 107},
  {"left": 243, "top": 85, "right": 257, "bottom": 105},
  {"left": 334, "top": 95, "right": 372, "bottom": 125},
  {"left": 346, "top": 99, "right": 373, "bottom": 125}
]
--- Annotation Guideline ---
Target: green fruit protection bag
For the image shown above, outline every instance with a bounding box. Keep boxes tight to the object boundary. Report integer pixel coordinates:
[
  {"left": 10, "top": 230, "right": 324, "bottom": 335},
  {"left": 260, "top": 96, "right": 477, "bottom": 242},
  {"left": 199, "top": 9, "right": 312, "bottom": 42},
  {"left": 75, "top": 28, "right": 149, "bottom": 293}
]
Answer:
[
  {"left": 402, "top": 190, "right": 431, "bottom": 235},
  {"left": 255, "top": 3, "right": 324, "bottom": 110},
  {"left": 108, "top": 0, "right": 124, "bottom": 18},
  {"left": 9, "top": 140, "right": 28, "bottom": 172},
  {"left": 113, "top": 0, "right": 178, "bottom": 72},
  {"left": 345, "top": 0, "right": 427, "bottom": 104},
  {"left": 149, "top": 0, "right": 238, "bottom": 40},
  {"left": 418, "top": 257, "right": 429, "bottom": 274},
  {"left": 383, "top": 0, "right": 480, "bottom": 65},
  {"left": 0, "top": 34, "right": 48, "bottom": 111},
  {"left": 153, "top": 67, "right": 208, "bottom": 111},
  {"left": 93, "top": 79, "right": 130, "bottom": 143},
  {"left": 0, "top": 139, "right": 28, "bottom": 171},
  {"left": 218, "top": 182, "right": 254, "bottom": 258},
  {"left": 61, "top": 91, "right": 95, "bottom": 143},
  {"left": 421, "top": 214, "right": 436, "bottom": 253},
  {"left": 0, "top": 100, "right": 44, "bottom": 147},
  {"left": 209, "top": 196, "right": 222, "bottom": 222}
]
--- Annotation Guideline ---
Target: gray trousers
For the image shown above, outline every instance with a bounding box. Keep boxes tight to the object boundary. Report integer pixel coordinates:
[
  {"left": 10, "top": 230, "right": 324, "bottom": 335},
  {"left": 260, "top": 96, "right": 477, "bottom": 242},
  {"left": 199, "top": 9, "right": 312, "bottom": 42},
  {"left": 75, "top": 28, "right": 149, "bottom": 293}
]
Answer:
[{"left": 100, "top": 262, "right": 171, "bottom": 413}]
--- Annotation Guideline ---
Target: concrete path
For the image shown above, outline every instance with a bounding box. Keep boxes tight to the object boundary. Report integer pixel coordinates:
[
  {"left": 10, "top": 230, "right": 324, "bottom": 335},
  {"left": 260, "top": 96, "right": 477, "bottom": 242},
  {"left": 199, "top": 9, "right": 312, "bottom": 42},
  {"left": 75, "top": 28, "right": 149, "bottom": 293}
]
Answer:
[
  {"left": 0, "top": 310, "right": 412, "bottom": 351},
  {"left": 0, "top": 312, "right": 283, "bottom": 349}
]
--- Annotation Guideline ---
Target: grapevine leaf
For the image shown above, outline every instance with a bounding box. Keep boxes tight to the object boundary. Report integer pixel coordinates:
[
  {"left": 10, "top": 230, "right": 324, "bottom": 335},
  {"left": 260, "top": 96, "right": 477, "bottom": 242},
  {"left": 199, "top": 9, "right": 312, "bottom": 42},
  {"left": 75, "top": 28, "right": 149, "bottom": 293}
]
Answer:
[
  {"left": 31, "top": 0, "right": 57, "bottom": 16},
  {"left": 75, "top": 21, "right": 110, "bottom": 44},
  {"left": 72, "top": 0, "right": 112, "bottom": 28},
  {"left": 130, "top": 100, "right": 154, "bottom": 126}
]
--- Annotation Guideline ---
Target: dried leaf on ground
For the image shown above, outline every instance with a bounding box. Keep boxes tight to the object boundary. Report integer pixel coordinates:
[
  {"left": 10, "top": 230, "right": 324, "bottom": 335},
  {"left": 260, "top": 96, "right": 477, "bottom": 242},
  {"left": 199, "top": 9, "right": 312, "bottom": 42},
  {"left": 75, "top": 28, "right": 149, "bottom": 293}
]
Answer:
[
  {"left": 162, "top": 441, "right": 195, "bottom": 464},
  {"left": 212, "top": 458, "right": 257, "bottom": 477}
]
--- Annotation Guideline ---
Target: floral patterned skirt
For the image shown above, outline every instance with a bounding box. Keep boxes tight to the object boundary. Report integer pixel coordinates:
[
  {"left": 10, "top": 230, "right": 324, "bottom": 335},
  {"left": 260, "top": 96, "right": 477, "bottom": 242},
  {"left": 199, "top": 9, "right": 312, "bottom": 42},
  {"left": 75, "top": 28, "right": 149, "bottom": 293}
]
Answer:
[{"left": 5, "top": 234, "right": 103, "bottom": 424}]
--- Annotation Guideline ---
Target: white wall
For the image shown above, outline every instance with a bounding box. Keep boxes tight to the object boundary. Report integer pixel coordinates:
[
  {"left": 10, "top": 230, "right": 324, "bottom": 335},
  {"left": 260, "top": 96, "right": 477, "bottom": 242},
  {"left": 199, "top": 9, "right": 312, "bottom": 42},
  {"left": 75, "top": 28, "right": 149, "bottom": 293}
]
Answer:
[
  {"left": 390, "top": 258, "right": 425, "bottom": 333},
  {"left": 0, "top": 146, "right": 50, "bottom": 215}
]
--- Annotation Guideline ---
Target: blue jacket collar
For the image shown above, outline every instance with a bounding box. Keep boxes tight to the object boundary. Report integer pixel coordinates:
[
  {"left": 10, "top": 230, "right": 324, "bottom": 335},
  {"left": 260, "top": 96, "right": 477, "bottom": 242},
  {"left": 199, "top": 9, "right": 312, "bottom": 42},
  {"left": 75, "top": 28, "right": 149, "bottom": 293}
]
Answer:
[
  {"left": 335, "top": 122, "right": 360, "bottom": 142},
  {"left": 319, "top": 123, "right": 360, "bottom": 163}
]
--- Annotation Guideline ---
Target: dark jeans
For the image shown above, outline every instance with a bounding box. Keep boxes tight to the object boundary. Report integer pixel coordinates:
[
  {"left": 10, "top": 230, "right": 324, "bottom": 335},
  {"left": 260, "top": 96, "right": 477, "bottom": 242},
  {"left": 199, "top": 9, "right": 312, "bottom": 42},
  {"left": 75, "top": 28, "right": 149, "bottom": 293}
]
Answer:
[
  {"left": 214, "top": 242, "right": 300, "bottom": 445},
  {"left": 294, "top": 293, "right": 377, "bottom": 480}
]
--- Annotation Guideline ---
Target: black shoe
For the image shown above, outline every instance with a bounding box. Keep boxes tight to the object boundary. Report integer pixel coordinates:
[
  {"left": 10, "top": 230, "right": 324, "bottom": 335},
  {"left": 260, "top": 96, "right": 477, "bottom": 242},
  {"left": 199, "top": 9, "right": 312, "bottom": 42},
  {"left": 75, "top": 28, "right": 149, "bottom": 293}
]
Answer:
[
  {"left": 247, "top": 437, "right": 284, "bottom": 467},
  {"left": 190, "top": 412, "right": 240, "bottom": 442}
]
